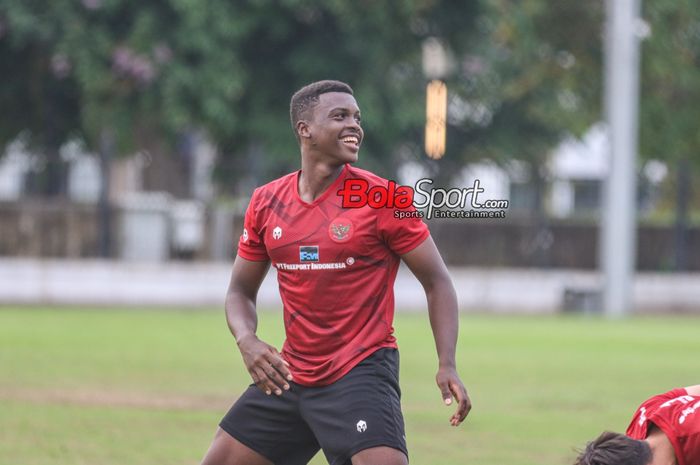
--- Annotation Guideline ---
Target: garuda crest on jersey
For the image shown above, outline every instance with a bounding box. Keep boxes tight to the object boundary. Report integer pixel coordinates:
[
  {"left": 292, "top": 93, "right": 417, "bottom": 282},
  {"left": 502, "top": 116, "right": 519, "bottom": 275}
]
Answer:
[
  {"left": 332, "top": 224, "right": 350, "bottom": 239},
  {"left": 328, "top": 217, "right": 353, "bottom": 243}
]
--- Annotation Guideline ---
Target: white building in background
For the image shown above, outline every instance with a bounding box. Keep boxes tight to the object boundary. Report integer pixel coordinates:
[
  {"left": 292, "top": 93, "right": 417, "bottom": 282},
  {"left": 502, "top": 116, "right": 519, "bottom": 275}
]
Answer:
[
  {"left": 61, "top": 140, "right": 102, "bottom": 203},
  {"left": 0, "top": 140, "right": 33, "bottom": 200},
  {"left": 397, "top": 123, "right": 666, "bottom": 219},
  {"left": 0, "top": 138, "right": 102, "bottom": 203},
  {"left": 398, "top": 159, "right": 510, "bottom": 201},
  {"left": 456, "top": 162, "right": 511, "bottom": 201},
  {"left": 0, "top": 133, "right": 217, "bottom": 204},
  {"left": 189, "top": 132, "right": 217, "bottom": 203},
  {"left": 548, "top": 124, "right": 667, "bottom": 218},
  {"left": 548, "top": 123, "right": 610, "bottom": 218},
  {"left": 0, "top": 135, "right": 216, "bottom": 261},
  {"left": 1, "top": 126, "right": 668, "bottom": 221}
]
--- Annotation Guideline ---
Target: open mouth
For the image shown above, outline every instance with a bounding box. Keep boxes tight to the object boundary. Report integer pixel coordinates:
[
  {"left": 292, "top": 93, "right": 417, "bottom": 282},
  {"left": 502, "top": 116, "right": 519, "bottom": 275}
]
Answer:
[{"left": 341, "top": 135, "right": 360, "bottom": 149}]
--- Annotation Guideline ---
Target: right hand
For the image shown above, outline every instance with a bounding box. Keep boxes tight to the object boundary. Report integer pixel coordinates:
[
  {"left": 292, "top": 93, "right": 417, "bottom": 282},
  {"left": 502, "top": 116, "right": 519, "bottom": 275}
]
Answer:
[{"left": 236, "top": 334, "right": 293, "bottom": 396}]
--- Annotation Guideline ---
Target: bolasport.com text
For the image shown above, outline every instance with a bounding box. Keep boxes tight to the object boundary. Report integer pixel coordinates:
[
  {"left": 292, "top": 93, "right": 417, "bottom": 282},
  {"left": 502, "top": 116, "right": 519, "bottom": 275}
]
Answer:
[{"left": 337, "top": 178, "right": 509, "bottom": 220}]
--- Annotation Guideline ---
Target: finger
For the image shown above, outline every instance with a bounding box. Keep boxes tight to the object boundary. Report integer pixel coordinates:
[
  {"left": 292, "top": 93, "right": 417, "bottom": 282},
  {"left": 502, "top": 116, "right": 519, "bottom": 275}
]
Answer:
[
  {"left": 252, "top": 367, "right": 271, "bottom": 395},
  {"left": 268, "top": 356, "right": 293, "bottom": 382},
  {"left": 264, "top": 348, "right": 292, "bottom": 377},
  {"left": 438, "top": 380, "right": 453, "bottom": 406},
  {"left": 450, "top": 381, "right": 471, "bottom": 425},
  {"left": 258, "top": 352, "right": 289, "bottom": 393},
  {"left": 263, "top": 364, "right": 288, "bottom": 395}
]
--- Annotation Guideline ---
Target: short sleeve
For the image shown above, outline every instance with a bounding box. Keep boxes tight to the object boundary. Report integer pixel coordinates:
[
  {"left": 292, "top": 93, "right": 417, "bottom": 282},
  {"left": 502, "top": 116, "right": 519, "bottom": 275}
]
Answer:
[
  {"left": 237, "top": 188, "right": 269, "bottom": 261},
  {"left": 377, "top": 203, "right": 430, "bottom": 255},
  {"left": 626, "top": 388, "right": 690, "bottom": 439}
]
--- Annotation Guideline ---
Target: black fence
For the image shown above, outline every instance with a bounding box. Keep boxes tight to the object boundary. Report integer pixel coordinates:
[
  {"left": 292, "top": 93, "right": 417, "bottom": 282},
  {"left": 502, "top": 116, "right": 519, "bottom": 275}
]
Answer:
[
  {"left": 1, "top": 200, "right": 698, "bottom": 271},
  {"left": 429, "top": 218, "right": 700, "bottom": 271}
]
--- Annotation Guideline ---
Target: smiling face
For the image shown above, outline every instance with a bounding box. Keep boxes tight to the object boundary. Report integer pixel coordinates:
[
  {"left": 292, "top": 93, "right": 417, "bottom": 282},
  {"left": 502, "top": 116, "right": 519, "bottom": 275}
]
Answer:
[{"left": 298, "top": 92, "right": 364, "bottom": 165}]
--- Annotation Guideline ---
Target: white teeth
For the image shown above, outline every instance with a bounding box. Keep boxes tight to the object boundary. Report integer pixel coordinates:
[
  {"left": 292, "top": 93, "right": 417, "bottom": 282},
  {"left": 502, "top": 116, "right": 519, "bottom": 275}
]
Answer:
[{"left": 343, "top": 137, "right": 358, "bottom": 144}]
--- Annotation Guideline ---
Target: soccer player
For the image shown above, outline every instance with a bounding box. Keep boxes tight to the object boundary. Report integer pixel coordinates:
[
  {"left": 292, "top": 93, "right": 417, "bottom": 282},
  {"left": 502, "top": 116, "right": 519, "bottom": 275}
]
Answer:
[
  {"left": 200, "top": 80, "right": 471, "bottom": 465},
  {"left": 574, "top": 384, "right": 700, "bottom": 465}
]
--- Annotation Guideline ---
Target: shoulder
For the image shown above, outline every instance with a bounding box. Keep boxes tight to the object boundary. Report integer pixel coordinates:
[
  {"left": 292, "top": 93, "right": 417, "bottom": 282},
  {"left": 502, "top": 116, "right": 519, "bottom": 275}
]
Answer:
[
  {"left": 632, "top": 389, "right": 691, "bottom": 420},
  {"left": 649, "top": 389, "right": 692, "bottom": 408},
  {"left": 345, "top": 165, "right": 393, "bottom": 187},
  {"left": 638, "top": 388, "right": 697, "bottom": 428},
  {"left": 251, "top": 171, "right": 298, "bottom": 207},
  {"left": 628, "top": 389, "right": 695, "bottom": 438}
]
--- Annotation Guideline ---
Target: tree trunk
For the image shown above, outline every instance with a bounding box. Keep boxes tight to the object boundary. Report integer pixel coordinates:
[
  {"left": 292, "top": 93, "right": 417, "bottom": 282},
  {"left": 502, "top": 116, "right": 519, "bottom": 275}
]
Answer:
[
  {"left": 673, "top": 157, "right": 690, "bottom": 271},
  {"left": 42, "top": 147, "right": 66, "bottom": 196},
  {"left": 98, "top": 129, "right": 113, "bottom": 258},
  {"left": 531, "top": 164, "right": 552, "bottom": 268}
]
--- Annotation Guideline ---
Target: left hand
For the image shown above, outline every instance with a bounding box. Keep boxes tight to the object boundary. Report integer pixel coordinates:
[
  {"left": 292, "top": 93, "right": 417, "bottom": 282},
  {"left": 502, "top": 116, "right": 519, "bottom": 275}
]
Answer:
[{"left": 436, "top": 366, "right": 471, "bottom": 426}]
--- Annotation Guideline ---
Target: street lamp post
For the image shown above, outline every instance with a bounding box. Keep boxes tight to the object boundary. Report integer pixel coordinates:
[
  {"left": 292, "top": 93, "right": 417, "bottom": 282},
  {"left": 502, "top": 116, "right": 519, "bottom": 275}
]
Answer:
[
  {"left": 422, "top": 38, "right": 450, "bottom": 160},
  {"left": 601, "top": 0, "right": 642, "bottom": 317}
]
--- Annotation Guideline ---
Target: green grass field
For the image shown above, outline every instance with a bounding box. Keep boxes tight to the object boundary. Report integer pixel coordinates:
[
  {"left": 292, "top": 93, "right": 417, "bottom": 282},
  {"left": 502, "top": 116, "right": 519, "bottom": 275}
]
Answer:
[{"left": 1, "top": 307, "right": 697, "bottom": 465}]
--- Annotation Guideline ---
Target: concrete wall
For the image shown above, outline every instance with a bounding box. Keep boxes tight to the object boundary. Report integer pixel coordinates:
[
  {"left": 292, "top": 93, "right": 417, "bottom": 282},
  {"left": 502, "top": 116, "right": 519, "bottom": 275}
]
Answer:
[{"left": 1, "top": 259, "right": 698, "bottom": 314}]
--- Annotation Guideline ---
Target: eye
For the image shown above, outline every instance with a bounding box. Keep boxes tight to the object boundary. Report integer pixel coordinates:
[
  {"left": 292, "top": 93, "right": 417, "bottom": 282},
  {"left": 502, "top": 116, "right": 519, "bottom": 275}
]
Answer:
[
  {"left": 333, "top": 114, "right": 344, "bottom": 121},
  {"left": 355, "top": 115, "right": 362, "bottom": 124}
]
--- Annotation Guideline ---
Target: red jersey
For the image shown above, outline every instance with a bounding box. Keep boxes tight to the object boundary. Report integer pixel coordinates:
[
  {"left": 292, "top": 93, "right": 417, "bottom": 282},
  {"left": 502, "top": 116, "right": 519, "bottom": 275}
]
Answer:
[
  {"left": 237, "top": 164, "right": 429, "bottom": 386},
  {"left": 627, "top": 388, "right": 700, "bottom": 465}
]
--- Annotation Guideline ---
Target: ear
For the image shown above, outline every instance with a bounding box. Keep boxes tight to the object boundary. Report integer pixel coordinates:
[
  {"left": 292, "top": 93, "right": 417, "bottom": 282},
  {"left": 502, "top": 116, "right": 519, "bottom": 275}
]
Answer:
[{"left": 297, "top": 120, "right": 311, "bottom": 139}]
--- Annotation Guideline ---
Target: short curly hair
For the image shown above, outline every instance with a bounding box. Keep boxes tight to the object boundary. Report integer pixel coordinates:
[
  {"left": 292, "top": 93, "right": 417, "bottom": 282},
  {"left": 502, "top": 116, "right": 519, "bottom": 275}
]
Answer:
[
  {"left": 289, "top": 80, "right": 354, "bottom": 141},
  {"left": 574, "top": 432, "right": 652, "bottom": 465}
]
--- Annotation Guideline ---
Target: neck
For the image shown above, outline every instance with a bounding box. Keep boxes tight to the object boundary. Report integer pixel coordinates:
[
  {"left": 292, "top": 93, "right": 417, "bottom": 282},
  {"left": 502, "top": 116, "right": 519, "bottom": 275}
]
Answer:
[
  {"left": 646, "top": 427, "right": 677, "bottom": 465},
  {"left": 298, "top": 158, "right": 345, "bottom": 203}
]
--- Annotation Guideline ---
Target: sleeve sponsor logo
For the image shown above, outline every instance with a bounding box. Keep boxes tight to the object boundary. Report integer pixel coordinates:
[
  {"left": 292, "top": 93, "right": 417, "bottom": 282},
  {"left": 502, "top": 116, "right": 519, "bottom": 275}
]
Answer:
[
  {"left": 680, "top": 400, "right": 700, "bottom": 425},
  {"left": 659, "top": 395, "right": 700, "bottom": 425},
  {"left": 661, "top": 395, "right": 694, "bottom": 408},
  {"left": 638, "top": 406, "right": 647, "bottom": 426}
]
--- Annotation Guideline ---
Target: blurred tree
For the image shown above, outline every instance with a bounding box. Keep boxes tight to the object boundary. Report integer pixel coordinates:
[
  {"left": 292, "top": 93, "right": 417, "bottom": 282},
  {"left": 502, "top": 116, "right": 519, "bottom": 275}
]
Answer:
[
  {"left": 0, "top": 0, "right": 480, "bottom": 196},
  {"left": 638, "top": 0, "right": 700, "bottom": 269},
  {"left": 210, "top": 0, "right": 480, "bottom": 192},
  {"left": 640, "top": 0, "right": 700, "bottom": 165},
  {"left": 441, "top": 0, "right": 699, "bottom": 268},
  {"left": 440, "top": 0, "right": 604, "bottom": 265},
  {"left": 1, "top": 1, "right": 696, "bottom": 208},
  {"left": 0, "top": 0, "right": 249, "bottom": 194},
  {"left": 57, "top": 0, "right": 249, "bottom": 194},
  {"left": 1, "top": 0, "right": 250, "bottom": 254},
  {"left": 0, "top": 3, "right": 81, "bottom": 196},
  {"left": 446, "top": 0, "right": 603, "bottom": 183}
]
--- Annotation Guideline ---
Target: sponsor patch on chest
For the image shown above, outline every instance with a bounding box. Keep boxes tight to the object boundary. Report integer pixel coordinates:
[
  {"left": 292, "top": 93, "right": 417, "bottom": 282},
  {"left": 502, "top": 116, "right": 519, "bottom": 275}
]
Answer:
[{"left": 299, "top": 246, "right": 319, "bottom": 262}]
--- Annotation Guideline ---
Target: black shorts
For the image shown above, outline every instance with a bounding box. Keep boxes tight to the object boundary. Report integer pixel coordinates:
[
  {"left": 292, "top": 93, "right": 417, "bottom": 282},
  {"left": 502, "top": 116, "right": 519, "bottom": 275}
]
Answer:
[{"left": 219, "top": 348, "right": 407, "bottom": 465}]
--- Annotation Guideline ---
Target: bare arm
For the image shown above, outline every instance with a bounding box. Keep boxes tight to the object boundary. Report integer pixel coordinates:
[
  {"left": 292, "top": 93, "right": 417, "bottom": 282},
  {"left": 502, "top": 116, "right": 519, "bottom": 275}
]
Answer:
[
  {"left": 401, "top": 236, "right": 472, "bottom": 426},
  {"left": 225, "top": 255, "right": 292, "bottom": 396},
  {"left": 684, "top": 385, "right": 700, "bottom": 396}
]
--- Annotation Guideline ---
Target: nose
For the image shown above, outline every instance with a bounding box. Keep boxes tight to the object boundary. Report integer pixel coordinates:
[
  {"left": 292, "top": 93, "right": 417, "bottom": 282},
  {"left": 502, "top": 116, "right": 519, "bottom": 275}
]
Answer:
[{"left": 347, "top": 117, "right": 362, "bottom": 133}]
